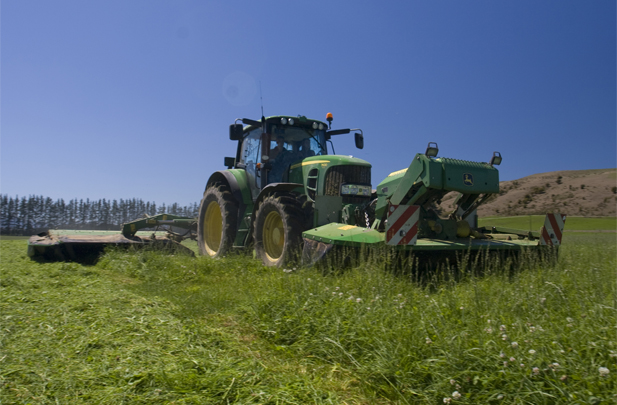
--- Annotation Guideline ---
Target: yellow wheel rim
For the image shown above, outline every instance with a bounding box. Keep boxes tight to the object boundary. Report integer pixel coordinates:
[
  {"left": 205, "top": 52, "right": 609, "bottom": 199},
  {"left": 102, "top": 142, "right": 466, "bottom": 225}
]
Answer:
[
  {"left": 263, "top": 210, "right": 284, "bottom": 261},
  {"left": 203, "top": 201, "right": 222, "bottom": 256}
]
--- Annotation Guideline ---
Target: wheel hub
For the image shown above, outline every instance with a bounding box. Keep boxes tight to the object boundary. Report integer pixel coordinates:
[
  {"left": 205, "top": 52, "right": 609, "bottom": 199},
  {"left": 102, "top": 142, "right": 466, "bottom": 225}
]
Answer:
[
  {"left": 203, "top": 201, "right": 222, "bottom": 256},
  {"left": 263, "top": 211, "right": 284, "bottom": 260}
]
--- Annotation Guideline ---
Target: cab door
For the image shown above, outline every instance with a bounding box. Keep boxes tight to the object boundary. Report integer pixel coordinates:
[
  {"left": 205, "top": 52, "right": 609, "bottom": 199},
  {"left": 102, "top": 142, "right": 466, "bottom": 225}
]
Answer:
[{"left": 239, "top": 128, "right": 263, "bottom": 200}]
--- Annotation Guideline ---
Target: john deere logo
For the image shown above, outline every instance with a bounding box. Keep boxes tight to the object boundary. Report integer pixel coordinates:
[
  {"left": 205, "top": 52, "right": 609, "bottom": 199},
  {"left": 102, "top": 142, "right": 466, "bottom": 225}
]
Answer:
[{"left": 463, "top": 173, "right": 474, "bottom": 186}]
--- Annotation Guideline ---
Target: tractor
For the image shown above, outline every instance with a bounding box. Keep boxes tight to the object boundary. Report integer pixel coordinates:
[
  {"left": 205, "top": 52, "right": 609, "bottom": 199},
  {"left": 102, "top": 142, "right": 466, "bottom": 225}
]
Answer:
[{"left": 198, "top": 113, "right": 370, "bottom": 266}]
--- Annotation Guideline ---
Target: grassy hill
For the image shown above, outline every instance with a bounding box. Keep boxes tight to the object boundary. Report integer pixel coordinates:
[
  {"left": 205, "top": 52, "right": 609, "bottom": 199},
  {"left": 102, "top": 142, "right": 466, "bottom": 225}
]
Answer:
[{"left": 440, "top": 168, "right": 616, "bottom": 218}]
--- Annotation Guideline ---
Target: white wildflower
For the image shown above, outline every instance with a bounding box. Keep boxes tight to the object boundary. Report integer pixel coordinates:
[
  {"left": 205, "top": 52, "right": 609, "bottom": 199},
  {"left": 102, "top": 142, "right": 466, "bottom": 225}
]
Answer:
[
  {"left": 502, "top": 334, "right": 508, "bottom": 341},
  {"left": 443, "top": 398, "right": 452, "bottom": 404},
  {"left": 509, "top": 357, "right": 516, "bottom": 362},
  {"left": 497, "top": 394, "right": 504, "bottom": 400},
  {"left": 450, "top": 379, "right": 456, "bottom": 385},
  {"left": 528, "top": 349, "right": 536, "bottom": 355},
  {"left": 500, "top": 325, "right": 506, "bottom": 332},
  {"left": 511, "top": 342, "right": 519, "bottom": 349},
  {"left": 499, "top": 352, "right": 505, "bottom": 358},
  {"left": 532, "top": 367, "right": 540, "bottom": 375},
  {"left": 452, "top": 391, "right": 461, "bottom": 400},
  {"left": 356, "top": 297, "right": 362, "bottom": 303},
  {"left": 425, "top": 337, "right": 433, "bottom": 345},
  {"left": 599, "top": 367, "right": 610, "bottom": 377}
]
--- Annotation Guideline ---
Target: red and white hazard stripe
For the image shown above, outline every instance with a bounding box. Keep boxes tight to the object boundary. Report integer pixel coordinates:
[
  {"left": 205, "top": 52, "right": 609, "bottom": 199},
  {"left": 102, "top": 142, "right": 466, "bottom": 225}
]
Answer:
[
  {"left": 539, "top": 213, "right": 566, "bottom": 246},
  {"left": 386, "top": 205, "right": 420, "bottom": 246}
]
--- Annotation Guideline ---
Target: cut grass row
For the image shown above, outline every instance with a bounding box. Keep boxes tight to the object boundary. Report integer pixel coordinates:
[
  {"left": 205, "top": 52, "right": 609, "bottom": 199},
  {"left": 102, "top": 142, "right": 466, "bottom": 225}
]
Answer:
[
  {"left": 1, "top": 233, "right": 615, "bottom": 403},
  {"left": 478, "top": 216, "right": 616, "bottom": 232}
]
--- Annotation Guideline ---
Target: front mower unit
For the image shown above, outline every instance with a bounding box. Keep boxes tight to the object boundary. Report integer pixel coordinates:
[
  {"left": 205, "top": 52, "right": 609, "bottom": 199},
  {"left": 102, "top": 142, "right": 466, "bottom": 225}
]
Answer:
[{"left": 302, "top": 149, "right": 567, "bottom": 267}]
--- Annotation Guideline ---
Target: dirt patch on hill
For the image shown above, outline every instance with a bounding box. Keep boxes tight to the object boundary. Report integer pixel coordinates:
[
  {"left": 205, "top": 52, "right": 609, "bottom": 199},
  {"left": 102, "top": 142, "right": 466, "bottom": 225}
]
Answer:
[{"left": 439, "top": 168, "right": 616, "bottom": 217}]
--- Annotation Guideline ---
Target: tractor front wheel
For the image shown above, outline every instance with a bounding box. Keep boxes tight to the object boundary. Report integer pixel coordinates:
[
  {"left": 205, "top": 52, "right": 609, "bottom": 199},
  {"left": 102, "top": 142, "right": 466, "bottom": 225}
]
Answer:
[
  {"left": 197, "top": 186, "right": 238, "bottom": 258},
  {"left": 254, "top": 194, "right": 305, "bottom": 267}
]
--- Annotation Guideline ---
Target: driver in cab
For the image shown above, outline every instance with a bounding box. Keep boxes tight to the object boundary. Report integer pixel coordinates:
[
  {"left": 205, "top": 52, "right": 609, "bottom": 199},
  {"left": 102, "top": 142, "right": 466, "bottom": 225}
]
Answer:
[{"left": 299, "top": 138, "right": 315, "bottom": 158}]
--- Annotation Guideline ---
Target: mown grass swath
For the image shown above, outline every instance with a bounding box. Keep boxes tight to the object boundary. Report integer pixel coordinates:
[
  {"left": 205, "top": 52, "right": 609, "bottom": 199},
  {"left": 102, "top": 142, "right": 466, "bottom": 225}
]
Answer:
[{"left": 1, "top": 231, "right": 615, "bottom": 404}]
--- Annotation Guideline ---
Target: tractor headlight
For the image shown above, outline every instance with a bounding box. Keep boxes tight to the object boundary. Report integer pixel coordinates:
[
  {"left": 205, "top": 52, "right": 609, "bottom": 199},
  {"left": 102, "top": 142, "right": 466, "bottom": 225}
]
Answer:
[
  {"left": 288, "top": 118, "right": 295, "bottom": 125},
  {"left": 341, "top": 184, "right": 371, "bottom": 196},
  {"left": 281, "top": 118, "right": 288, "bottom": 125}
]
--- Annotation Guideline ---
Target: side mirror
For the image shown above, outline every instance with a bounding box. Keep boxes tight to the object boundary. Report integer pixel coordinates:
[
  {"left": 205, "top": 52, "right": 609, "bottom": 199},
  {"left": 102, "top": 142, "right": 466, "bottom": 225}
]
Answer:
[
  {"left": 229, "top": 124, "right": 243, "bottom": 141},
  {"left": 224, "top": 157, "right": 235, "bottom": 168},
  {"left": 354, "top": 132, "right": 364, "bottom": 149}
]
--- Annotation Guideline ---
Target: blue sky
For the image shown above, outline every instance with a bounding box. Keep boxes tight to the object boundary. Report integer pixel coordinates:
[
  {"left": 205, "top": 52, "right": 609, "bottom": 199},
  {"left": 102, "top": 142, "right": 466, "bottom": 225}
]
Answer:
[{"left": 2, "top": 1, "right": 615, "bottom": 207}]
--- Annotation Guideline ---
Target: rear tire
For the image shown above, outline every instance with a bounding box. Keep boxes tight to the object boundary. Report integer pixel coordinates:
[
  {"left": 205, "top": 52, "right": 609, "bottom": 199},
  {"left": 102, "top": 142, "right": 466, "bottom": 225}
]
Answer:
[
  {"left": 197, "top": 186, "right": 238, "bottom": 258},
  {"left": 254, "top": 193, "right": 305, "bottom": 267}
]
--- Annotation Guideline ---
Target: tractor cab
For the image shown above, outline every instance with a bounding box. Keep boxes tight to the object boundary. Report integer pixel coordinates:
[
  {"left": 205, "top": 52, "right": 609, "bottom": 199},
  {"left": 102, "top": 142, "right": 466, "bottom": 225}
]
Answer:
[
  {"left": 198, "top": 113, "right": 367, "bottom": 266},
  {"left": 228, "top": 114, "right": 362, "bottom": 200}
]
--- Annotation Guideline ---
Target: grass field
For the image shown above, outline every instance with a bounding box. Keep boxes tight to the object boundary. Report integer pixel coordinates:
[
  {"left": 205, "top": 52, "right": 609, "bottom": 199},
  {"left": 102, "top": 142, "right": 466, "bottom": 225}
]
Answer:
[{"left": 1, "top": 218, "right": 616, "bottom": 404}]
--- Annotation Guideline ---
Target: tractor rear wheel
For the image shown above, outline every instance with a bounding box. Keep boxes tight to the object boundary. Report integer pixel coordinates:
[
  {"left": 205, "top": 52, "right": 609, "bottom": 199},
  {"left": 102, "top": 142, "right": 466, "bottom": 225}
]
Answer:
[
  {"left": 254, "top": 193, "right": 305, "bottom": 267},
  {"left": 197, "top": 186, "right": 238, "bottom": 258}
]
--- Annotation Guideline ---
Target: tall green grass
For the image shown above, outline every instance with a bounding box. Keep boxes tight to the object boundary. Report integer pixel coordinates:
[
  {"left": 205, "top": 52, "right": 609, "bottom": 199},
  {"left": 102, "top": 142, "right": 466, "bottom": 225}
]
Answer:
[{"left": 1, "top": 234, "right": 615, "bottom": 404}]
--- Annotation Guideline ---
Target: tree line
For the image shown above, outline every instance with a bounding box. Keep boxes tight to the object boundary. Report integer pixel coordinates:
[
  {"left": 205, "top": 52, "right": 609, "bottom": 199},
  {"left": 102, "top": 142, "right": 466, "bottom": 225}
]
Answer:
[{"left": 0, "top": 194, "right": 199, "bottom": 235}]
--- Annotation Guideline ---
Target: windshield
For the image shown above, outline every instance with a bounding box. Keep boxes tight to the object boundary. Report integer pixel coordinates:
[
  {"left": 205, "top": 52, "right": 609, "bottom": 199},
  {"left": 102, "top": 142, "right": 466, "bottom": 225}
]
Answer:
[{"left": 269, "top": 125, "right": 326, "bottom": 157}]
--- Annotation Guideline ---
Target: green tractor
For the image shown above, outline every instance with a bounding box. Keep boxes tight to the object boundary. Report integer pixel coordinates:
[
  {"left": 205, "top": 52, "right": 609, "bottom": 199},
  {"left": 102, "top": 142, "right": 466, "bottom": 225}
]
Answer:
[{"left": 198, "top": 113, "right": 370, "bottom": 266}]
